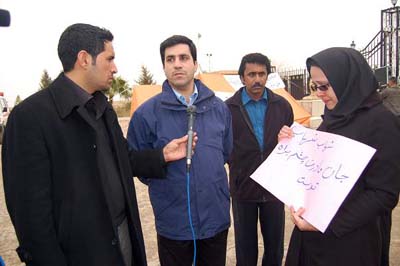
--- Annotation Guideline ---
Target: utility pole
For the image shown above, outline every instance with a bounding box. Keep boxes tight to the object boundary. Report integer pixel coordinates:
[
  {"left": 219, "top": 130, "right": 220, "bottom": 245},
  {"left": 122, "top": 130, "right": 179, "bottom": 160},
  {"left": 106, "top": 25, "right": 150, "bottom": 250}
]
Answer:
[{"left": 206, "top": 53, "right": 212, "bottom": 72}]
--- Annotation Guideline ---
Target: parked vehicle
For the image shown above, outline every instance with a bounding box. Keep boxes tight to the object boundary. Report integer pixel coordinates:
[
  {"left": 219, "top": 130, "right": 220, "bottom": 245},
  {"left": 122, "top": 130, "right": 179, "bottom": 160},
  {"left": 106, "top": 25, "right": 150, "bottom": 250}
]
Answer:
[{"left": 0, "top": 92, "right": 10, "bottom": 144}]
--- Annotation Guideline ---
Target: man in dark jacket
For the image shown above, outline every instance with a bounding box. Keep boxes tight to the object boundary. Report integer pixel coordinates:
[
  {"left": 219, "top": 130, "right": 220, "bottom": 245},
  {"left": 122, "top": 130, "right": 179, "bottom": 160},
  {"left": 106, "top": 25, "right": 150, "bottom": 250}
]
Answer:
[
  {"left": 381, "top": 76, "right": 400, "bottom": 117},
  {"left": 2, "top": 23, "right": 191, "bottom": 266},
  {"left": 226, "top": 53, "right": 293, "bottom": 266}
]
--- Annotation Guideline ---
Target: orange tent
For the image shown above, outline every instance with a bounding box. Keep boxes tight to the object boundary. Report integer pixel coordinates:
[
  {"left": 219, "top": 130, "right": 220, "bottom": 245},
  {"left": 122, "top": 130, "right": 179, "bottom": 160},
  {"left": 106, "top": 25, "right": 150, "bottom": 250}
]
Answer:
[
  {"left": 270, "top": 88, "right": 310, "bottom": 125},
  {"left": 195, "top": 73, "right": 236, "bottom": 93},
  {"left": 130, "top": 84, "right": 162, "bottom": 115},
  {"left": 130, "top": 72, "right": 311, "bottom": 126}
]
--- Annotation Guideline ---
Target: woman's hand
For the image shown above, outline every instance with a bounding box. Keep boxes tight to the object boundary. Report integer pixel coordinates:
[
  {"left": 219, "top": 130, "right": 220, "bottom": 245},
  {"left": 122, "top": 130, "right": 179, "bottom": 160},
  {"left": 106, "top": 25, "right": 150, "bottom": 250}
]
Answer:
[
  {"left": 289, "top": 206, "right": 319, "bottom": 232},
  {"left": 278, "top": 125, "right": 294, "bottom": 143}
]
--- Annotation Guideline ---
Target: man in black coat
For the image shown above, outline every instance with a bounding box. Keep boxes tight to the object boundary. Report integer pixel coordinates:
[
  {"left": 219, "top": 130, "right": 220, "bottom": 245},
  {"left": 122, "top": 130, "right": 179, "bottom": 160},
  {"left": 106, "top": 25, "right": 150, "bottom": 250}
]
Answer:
[
  {"left": 226, "top": 53, "right": 293, "bottom": 266},
  {"left": 2, "top": 23, "right": 191, "bottom": 266}
]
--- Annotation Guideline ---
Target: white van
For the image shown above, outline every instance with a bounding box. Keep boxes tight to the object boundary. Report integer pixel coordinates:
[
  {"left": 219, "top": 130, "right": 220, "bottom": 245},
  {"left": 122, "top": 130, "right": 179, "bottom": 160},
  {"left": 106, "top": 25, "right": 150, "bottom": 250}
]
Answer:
[{"left": 0, "top": 92, "right": 10, "bottom": 143}]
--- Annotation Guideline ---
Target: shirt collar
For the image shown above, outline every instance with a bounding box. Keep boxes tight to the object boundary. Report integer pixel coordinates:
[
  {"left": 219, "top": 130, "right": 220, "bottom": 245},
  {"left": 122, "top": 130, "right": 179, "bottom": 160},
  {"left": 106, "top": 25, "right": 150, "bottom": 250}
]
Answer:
[
  {"left": 66, "top": 75, "right": 92, "bottom": 106},
  {"left": 67, "top": 76, "right": 108, "bottom": 120},
  {"left": 241, "top": 87, "right": 268, "bottom": 105},
  {"left": 172, "top": 84, "right": 199, "bottom": 106},
  {"left": 90, "top": 91, "right": 108, "bottom": 119}
]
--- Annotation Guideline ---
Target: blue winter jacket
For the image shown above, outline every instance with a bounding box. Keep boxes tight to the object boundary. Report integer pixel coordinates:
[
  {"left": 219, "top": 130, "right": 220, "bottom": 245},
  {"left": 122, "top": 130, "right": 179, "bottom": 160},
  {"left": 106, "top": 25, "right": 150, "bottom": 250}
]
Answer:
[{"left": 127, "top": 79, "right": 233, "bottom": 240}]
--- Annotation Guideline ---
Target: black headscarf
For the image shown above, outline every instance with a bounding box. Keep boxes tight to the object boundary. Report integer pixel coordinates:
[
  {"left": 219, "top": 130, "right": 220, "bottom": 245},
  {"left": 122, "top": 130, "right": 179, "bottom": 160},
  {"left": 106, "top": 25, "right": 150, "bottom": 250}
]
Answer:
[{"left": 306, "top": 47, "right": 381, "bottom": 129}]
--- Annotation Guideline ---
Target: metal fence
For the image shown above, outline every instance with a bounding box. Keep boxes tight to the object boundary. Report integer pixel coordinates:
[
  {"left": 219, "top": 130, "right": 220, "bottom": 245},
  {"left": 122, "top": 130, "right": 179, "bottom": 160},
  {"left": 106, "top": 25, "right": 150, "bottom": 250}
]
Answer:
[{"left": 278, "top": 68, "right": 309, "bottom": 100}]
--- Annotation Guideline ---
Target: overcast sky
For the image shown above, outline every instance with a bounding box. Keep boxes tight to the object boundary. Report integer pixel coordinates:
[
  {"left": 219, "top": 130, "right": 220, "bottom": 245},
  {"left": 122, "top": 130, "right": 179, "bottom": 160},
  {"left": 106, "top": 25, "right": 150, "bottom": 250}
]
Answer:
[{"left": 0, "top": 0, "right": 392, "bottom": 104}]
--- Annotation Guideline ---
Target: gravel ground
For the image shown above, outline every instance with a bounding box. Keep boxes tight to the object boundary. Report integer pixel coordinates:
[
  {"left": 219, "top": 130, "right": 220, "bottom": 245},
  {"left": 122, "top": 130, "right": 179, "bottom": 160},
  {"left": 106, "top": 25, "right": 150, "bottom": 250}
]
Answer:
[{"left": 0, "top": 117, "right": 399, "bottom": 266}]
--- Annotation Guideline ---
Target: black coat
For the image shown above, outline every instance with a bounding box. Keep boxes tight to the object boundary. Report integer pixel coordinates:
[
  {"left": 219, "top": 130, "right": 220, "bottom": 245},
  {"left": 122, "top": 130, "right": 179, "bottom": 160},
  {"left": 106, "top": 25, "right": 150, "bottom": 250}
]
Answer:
[
  {"left": 226, "top": 87, "right": 294, "bottom": 201},
  {"left": 2, "top": 74, "right": 165, "bottom": 266}
]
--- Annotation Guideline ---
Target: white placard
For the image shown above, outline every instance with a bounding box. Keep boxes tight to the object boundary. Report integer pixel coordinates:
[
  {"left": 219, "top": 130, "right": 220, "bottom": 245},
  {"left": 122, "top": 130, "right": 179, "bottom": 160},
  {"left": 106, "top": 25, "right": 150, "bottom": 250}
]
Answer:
[
  {"left": 266, "top": 73, "right": 285, "bottom": 90},
  {"left": 250, "top": 122, "right": 376, "bottom": 232}
]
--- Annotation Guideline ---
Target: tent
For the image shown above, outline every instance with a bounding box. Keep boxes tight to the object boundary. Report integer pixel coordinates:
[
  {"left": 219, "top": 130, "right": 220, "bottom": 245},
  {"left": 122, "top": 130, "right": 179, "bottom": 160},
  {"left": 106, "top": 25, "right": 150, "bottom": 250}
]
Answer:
[
  {"left": 130, "top": 84, "right": 162, "bottom": 115},
  {"left": 130, "top": 71, "right": 311, "bottom": 126}
]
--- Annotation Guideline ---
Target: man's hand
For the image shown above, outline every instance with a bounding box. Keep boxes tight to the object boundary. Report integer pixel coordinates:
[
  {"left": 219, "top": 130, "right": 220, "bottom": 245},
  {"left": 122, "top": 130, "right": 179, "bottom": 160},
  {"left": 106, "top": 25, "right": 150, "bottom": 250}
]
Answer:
[
  {"left": 163, "top": 133, "right": 198, "bottom": 162},
  {"left": 290, "top": 206, "right": 319, "bottom": 232}
]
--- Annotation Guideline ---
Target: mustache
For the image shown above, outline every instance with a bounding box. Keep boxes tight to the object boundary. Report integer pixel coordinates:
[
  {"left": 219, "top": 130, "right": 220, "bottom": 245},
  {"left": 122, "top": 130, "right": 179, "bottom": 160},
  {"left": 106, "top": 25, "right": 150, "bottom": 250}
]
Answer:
[{"left": 252, "top": 83, "right": 263, "bottom": 88}]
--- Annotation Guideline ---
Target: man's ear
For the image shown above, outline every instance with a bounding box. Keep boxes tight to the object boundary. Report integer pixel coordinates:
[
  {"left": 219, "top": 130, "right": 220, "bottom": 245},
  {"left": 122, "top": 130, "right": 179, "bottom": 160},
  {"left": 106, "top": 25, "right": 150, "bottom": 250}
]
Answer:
[
  {"left": 240, "top": 75, "right": 245, "bottom": 85},
  {"left": 76, "top": 50, "right": 92, "bottom": 69}
]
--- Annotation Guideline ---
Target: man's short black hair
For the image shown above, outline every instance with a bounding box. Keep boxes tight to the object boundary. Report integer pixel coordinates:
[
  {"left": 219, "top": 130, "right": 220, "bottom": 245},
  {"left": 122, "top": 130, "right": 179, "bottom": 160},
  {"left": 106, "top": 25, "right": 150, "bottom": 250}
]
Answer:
[
  {"left": 238, "top": 53, "right": 271, "bottom": 77},
  {"left": 58, "top": 23, "right": 113, "bottom": 72},
  {"left": 160, "top": 35, "right": 197, "bottom": 66}
]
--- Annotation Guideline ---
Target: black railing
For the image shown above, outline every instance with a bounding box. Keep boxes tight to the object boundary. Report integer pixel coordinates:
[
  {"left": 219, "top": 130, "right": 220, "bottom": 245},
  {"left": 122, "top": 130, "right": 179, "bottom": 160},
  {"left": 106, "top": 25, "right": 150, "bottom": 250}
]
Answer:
[
  {"left": 360, "top": 31, "right": 384, "bottom": 69},
  {"left": 278, "top": 68, "right": 309, "bottom": 99},
  {"left": 360, "top": 6, "right": 400, "bottom": 82},
  {"left": 275, "top": 6, "right": 400, "bottom": 99}
]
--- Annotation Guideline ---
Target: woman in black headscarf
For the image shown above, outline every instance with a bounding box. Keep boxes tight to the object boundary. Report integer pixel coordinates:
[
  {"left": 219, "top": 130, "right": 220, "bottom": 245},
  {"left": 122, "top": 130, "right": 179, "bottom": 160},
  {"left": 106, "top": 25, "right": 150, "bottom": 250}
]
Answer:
[{"left": 279, "top": 47, "right": 400, "bottom": 266}]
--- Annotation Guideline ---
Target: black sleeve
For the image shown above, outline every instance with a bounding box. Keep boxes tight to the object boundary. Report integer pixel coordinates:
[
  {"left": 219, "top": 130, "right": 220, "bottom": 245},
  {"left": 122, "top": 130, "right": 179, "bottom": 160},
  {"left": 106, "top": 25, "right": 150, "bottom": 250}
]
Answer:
[{"left": 128, "top": 148, "right": 167, "bottom": 178}]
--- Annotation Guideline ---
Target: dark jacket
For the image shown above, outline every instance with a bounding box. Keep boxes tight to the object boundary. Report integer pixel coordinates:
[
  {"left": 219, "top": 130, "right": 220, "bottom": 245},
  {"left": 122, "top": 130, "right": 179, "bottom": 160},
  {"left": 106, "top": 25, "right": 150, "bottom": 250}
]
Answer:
[
  {"left": 2, "top": 73, "right": 166, "bottom": 266},
  {"left": 285, "top": 103, "right": 400, "bottom": 266},
  {"left": 381, "top": 86, "right": 400, "bottom": 116},
  {"left": 226, "top": 87, "right": 293, "bottom": 202},
  {"left": 127, "top": 79, "right": 233, "bottom": 240}
]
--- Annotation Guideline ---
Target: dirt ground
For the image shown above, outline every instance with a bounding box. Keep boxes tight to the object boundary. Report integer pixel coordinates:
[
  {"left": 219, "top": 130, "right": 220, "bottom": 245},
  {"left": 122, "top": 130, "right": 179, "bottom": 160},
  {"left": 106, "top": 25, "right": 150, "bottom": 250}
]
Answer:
[{"left": 0, "top": 117, "right": 399, "bottom": 266}]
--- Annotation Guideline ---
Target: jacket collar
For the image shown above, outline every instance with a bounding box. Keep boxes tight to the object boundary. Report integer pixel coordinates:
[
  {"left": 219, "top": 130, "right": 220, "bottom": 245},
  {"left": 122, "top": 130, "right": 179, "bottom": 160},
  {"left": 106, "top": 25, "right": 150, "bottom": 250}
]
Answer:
[
  {"left": 160, "top": 79, "right": 215, "bottom": 112},
  {"left": 227, "top": 87, "right": 278, "bottom": 107},
  {"left": 241, "top": 87, "right": 268, "bottom": 105}
]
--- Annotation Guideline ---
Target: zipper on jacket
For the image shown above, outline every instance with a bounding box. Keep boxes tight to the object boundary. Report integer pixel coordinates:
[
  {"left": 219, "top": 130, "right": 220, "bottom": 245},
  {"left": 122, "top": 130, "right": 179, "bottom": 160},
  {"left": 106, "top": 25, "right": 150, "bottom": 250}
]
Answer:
[{"left": 239, "top": 103, "right": 265, "bottom": 161}]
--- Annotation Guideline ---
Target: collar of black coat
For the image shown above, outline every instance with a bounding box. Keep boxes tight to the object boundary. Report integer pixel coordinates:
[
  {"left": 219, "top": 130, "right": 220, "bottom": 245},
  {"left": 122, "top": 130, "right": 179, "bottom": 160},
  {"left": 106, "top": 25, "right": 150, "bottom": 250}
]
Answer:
[{"left": 49, "top": 73, "right": 110, "bottom": 119}]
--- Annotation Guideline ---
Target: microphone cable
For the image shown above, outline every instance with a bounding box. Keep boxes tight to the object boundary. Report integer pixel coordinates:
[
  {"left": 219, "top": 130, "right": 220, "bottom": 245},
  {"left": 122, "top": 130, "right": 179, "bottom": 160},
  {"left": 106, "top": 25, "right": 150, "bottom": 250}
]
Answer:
[
  {"left": 186, "top": 169, "right": 197, "bottom": 266},
  {"left": 185, "top": 104, "right": 197, "bottom": 265}
]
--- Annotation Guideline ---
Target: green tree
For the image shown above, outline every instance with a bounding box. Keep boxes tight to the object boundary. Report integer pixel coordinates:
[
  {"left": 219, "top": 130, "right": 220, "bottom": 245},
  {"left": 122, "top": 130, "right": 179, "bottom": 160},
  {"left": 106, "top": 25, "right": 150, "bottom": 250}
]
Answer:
[
  {"left": 135, "top": 65, "right": 156, "bottom": 85},
  {"left": 39, "top": 69, "right": 52, "bottom": 90},
  {"left": 15, "top": 95, "right": 22, "bottom": 105},
  {"left": 105, "top": 76, "right": 131, "bottom": 105}
]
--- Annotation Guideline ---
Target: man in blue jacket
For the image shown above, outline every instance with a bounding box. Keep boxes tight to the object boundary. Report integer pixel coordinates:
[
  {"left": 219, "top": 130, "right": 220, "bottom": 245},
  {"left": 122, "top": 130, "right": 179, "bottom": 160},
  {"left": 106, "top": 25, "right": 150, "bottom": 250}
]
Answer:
[{"left": 127, "top": 35, "right": 233, "bottom": 266}]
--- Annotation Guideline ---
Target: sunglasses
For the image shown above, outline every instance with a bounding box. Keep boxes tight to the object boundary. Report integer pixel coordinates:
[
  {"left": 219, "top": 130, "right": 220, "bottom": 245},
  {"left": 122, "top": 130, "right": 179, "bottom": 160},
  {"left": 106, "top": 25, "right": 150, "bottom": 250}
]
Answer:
[{"left": 310, "top": 82, "right": 330, "bottom": 92}]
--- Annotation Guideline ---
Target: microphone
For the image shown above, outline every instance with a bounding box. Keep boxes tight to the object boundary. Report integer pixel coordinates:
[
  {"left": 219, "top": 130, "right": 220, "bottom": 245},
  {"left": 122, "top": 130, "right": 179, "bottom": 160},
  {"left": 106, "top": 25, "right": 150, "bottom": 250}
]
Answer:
[
  {"left": 0, "top": 9, "right": 10, "bottom": 27},
  {"left": 186, "top": 105, "right": 196, "bottom": 170}
]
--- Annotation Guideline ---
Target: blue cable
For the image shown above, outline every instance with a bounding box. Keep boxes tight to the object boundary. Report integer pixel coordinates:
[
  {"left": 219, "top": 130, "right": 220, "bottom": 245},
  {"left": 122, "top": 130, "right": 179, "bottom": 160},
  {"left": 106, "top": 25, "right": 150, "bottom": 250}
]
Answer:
[{"left": 186, "top": 171, "right": 197, "bottom": 266}]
